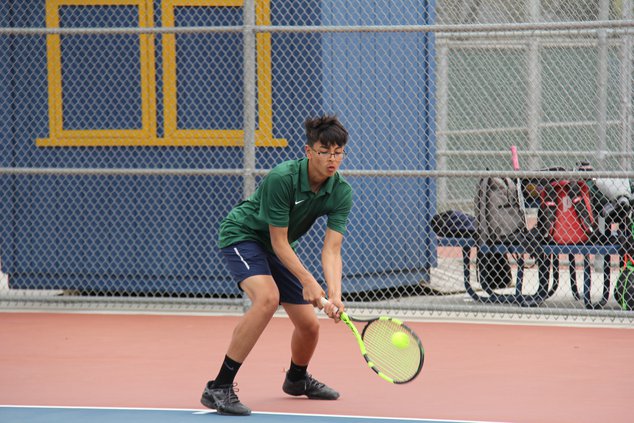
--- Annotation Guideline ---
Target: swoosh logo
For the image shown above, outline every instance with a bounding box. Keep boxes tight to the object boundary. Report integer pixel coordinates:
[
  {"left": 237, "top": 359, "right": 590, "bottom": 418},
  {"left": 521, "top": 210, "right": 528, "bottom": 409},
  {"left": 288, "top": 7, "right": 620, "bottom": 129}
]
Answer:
[{"left": 294, "top": 199, "right": 305, "bottom": 205}]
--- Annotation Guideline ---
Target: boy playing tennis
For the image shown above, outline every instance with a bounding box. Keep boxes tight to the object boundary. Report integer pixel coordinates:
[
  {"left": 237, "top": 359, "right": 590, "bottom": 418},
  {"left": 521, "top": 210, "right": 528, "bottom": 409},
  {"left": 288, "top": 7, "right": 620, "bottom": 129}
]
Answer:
[{"left": 201, "top": 115, "right": 352, "bottom": 416}]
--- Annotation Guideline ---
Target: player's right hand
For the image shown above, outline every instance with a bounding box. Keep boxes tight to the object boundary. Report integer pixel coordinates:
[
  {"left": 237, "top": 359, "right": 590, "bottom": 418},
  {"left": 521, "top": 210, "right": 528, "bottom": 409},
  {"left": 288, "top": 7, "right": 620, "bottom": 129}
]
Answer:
[{"left": 303, "top": 280, "right": 326, "bottom": 308}]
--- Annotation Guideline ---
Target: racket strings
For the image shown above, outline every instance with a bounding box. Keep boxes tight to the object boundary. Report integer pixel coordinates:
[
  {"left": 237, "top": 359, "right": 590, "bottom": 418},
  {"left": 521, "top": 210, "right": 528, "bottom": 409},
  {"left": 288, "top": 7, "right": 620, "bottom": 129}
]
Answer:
[{"left": 362, "top": 319, "right": 422, "bottom": 383}]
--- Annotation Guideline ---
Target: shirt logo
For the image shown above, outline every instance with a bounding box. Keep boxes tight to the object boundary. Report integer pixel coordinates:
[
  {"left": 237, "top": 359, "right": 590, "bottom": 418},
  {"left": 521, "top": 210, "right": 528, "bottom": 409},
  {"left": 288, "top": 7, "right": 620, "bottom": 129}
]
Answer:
[{"left": 294, "top": 199, "right": 305, "bottom": 205}]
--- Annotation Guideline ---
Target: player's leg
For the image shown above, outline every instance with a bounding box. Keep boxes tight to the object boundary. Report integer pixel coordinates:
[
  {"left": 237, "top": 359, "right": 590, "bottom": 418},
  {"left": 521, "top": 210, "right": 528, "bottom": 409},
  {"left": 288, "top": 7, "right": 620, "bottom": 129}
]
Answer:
[
  {"left": 281, "top": 303, "right": 339, "bottom": 400},
  {"left": 226, "top": 275, "right": 280, "bottom": 361},
  {"left": 269, "top": 253, "right": 340, "bottom": 400},
  {"left": 201, "top": 242, "right": 280, "bottom": 416},
  {"left": 283, "top": 302, "right": 320, "bottom": 366}
]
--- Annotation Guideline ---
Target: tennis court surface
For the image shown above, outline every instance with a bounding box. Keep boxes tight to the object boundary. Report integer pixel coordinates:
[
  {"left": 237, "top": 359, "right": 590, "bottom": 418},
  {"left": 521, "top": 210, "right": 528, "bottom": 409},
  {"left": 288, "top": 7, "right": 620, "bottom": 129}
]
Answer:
[{"left": 1, "top": 312, "right": 632, "bottom": 423}]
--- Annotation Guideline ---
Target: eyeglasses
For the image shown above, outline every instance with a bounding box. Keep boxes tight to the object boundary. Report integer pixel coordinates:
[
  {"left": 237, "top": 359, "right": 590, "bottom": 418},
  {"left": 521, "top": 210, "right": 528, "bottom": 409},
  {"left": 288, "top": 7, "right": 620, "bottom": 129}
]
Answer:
[{"left": 310, "top": 148, "right": 346, "bottom": 161}]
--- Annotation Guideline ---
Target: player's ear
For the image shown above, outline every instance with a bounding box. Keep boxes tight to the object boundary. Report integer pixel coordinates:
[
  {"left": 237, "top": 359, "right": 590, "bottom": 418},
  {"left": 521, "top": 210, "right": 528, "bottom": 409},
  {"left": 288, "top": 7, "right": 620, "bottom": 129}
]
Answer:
[{"left": 304, "top": 144, "right": 311, "bottom": 157}]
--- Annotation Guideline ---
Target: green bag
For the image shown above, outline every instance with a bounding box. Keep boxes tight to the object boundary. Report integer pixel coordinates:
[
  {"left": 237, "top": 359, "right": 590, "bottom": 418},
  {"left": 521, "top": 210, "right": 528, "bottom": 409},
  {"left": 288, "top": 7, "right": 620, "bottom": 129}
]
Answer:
[{"left": 615, "top": 255, "right": 634, "bottom": 311}]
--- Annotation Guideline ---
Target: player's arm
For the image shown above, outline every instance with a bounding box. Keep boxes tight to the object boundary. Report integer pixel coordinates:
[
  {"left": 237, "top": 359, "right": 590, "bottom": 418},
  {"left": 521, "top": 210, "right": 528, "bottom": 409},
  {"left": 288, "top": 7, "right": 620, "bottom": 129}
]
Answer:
[
  {"left": 321, "top": 183, "right": 352, "bottom": 320},
  {"left": 269, "top": 225, "right": 325, "bottom": 307},
  {"left": 322, "top": 227, "right": 345, "bottom": 321}
]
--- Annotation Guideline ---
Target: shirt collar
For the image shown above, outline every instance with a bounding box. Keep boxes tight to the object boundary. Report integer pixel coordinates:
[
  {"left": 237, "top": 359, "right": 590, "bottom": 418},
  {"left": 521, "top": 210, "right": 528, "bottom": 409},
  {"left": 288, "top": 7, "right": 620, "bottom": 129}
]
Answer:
[{"left": 300, "top": 158, "right": 335, "bottom": 195}]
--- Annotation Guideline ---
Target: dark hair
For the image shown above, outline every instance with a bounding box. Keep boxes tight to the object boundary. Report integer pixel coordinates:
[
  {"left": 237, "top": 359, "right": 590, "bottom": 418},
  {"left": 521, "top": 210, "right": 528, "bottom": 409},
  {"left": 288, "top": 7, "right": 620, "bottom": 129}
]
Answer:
[{"left": 304, "top": 115, "right": 348, "bottom": 148}]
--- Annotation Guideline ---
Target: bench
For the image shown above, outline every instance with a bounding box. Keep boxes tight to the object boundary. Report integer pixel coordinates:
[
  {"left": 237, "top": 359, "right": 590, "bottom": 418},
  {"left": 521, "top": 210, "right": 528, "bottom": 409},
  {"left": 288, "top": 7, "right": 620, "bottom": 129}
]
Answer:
[{"left": 437, "top": 237, "right": 621, "bottom": 309}]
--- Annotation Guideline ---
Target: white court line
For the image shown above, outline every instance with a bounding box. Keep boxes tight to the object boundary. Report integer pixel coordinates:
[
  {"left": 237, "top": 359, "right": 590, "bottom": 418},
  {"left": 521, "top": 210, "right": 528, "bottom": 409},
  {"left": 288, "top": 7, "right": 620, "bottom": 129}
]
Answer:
[
  {"left": 0, "top": 405, "right": 505, "bottom": 423},
  {"left": 254, "top": 410, "right": 505, "bottom": 422},
  {"left": 1, "top": 308, "right": 632, "bottom": 329}
]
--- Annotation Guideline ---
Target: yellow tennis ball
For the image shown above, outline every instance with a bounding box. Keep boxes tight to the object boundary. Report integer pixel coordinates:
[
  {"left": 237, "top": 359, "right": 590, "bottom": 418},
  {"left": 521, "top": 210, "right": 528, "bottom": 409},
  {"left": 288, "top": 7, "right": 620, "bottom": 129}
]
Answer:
[{"left": 391, "top": 331, "right": 410, "bottom": 349}]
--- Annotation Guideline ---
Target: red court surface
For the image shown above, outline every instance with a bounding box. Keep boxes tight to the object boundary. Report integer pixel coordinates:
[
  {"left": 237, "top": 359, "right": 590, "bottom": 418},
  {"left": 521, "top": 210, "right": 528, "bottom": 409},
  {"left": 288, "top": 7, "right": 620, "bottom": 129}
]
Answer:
[{"left": 0, "top": 311, "right": 632, "bottom": 422}]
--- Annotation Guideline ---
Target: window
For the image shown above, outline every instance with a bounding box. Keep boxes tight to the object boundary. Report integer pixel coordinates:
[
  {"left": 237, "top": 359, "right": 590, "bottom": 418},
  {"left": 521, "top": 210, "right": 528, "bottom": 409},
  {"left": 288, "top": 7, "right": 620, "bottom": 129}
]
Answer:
[
  {"left": 40, "top": 0, "right": 157, "bottom": 146},
  {"left": 38, "top": 0, "right": 285, "bottom": 147}
]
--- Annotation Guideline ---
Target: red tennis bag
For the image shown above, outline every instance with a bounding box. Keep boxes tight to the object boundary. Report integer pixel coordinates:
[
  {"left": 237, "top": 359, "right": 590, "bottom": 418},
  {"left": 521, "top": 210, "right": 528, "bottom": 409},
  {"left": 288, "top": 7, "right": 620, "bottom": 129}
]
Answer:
[{"left": 539, "top": 180, "right": 596, "bottom": 244}]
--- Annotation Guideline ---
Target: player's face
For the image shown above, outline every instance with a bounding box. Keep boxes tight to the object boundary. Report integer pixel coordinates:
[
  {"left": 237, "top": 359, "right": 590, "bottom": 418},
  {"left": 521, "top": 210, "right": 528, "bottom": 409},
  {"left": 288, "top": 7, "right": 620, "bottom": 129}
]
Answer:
[{"left": 307, "top": 142, "right": 346, "bottom": 177}]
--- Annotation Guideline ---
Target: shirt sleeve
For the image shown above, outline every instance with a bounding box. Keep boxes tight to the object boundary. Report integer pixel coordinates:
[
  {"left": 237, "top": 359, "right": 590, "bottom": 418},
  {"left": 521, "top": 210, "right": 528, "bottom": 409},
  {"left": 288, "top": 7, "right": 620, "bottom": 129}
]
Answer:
[
  {"left": 259, "top": 171, "right": 292, "bottom": 227},
  {"left": 326, "top": 184, "right": 353, "bottom": 235}
]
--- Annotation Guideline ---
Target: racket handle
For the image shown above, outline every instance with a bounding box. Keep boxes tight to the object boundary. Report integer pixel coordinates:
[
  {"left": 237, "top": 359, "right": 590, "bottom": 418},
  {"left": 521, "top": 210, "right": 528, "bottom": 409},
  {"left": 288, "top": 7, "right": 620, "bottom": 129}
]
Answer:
[
  {"left": 511, "top": 145, "right": 520, "bottom": 171},
  {"left": 320, "top": 297, "right": 339, "bottom": 312}
]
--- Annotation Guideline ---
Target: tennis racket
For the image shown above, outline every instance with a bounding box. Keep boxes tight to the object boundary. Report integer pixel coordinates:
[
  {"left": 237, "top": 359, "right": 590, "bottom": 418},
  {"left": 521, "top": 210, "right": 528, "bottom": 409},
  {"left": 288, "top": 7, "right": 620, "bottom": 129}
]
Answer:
[{"left": 320, "top": 298, "right": 424, "bottom": 384}]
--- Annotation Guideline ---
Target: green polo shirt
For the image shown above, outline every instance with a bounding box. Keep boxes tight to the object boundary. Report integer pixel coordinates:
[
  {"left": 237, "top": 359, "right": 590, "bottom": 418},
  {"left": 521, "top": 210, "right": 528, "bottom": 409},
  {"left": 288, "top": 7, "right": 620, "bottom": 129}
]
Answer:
[{"left": 218, "top": 158, "right": 353, "bottom": 252}]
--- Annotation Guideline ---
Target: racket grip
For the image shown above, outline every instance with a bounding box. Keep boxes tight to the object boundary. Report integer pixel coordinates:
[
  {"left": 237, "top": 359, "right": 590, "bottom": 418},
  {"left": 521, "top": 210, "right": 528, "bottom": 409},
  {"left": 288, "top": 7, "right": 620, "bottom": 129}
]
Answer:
[
  {"left": 511, "top": 145, "right": 519, "bottom": 171},
  {"left": 320, "top": 297, "right": 339, "bottom": 313}
]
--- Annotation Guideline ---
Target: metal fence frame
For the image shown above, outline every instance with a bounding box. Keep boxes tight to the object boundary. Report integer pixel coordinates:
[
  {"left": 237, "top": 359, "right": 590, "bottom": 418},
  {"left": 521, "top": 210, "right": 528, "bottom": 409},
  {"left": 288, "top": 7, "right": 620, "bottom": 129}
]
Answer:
[{"left": 1, "top": 1, "right": 634, "bottom": 325}]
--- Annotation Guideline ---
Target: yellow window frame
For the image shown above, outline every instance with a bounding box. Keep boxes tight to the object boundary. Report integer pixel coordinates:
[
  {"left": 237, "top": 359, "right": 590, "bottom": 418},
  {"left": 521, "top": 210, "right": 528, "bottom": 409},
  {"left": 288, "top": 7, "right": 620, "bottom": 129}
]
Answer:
[
  {"left": 38, "top": 0, "right": 285, "bottom": 147},
  {"left": 38, "top": 0, "right": 158, "bottom": 146},
  {"left": 162, "top": 0, "right": 285, "bottom": 146}
]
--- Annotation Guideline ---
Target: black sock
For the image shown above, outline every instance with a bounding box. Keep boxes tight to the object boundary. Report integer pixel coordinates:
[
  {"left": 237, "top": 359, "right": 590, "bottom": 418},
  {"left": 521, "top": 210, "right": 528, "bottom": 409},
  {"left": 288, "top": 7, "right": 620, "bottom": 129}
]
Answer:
[
  {"left": 286, "top": 360, "right": 308, "bottom": 382},
  {"left": 213, "top": 355, "right": 242, "bottom": 387}
]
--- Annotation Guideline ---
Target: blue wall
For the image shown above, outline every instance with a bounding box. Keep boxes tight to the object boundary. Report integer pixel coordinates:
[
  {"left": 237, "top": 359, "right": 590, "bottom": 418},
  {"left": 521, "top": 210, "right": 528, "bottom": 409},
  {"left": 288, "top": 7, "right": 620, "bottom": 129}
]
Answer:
[
  {"left": 309, "top": 0, "right": 437, "bottom": 291},
  {"left": 1, "top": 0, "right": 436, "bottom": 295},
  {"left": 0, "top": 2, "right": 12, "bottom": 282}
]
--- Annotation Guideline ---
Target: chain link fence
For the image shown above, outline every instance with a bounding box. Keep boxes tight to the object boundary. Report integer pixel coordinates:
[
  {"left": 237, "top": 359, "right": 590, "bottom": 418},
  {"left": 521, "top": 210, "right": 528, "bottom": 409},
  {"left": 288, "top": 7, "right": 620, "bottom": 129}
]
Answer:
[{"left": 0, "top": 0, "right": 633, "bottom": 323}]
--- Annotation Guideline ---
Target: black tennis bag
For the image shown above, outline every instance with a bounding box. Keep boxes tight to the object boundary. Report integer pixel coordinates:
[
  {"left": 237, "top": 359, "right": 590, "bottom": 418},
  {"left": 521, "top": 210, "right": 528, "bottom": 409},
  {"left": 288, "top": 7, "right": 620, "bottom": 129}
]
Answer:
[
  {"left": 431, "top": 210, "right": 477, "bottom": 238},
  {"left": 476, "top": 250, "right": 512, "bottom": 291}
]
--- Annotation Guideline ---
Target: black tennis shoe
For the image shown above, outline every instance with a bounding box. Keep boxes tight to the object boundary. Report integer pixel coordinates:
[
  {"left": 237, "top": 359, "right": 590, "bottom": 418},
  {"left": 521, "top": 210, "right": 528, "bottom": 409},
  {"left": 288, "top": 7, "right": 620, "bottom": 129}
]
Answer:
[
  {"left": 282, "top": 373, "right": 340, "bottom": 400},
  {"left": 200, "top": 380, "right": 251, "bottom": 416}
]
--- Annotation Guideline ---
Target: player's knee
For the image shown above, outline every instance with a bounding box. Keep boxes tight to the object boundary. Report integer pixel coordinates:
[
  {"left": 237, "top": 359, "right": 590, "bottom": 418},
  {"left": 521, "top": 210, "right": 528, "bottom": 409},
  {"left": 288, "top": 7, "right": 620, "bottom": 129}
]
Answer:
[
  {"left": 253, "top": 291, "right": 280, "bottom": 314},
  {"left": 299, "top": 318, "right": 320, "bottom": 339}
]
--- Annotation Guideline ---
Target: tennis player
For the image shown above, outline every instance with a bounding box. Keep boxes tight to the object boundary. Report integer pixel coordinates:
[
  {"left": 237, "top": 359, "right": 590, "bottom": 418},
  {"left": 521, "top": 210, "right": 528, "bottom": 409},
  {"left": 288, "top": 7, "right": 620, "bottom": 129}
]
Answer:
[{"left": 201, "top": 115, "right": 352, "bottom": 416}]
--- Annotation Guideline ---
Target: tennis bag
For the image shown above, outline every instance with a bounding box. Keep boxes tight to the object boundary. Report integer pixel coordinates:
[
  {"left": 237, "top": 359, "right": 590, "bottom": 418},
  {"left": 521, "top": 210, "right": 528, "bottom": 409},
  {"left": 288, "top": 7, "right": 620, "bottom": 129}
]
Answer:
[
  {"left": 538, "top": 179, "right": 596, "bottom": 244},
  {"left": 615, "top": 255, "right": 634, "bottom": 311},
  {"left": 475, "top": 177, "right": 525, "bottom": 245},
  {"left": 476, "top": 249, "right": 512, "bottom": 291},
  {"left": 474, "top": 177, "right": 525, "bottom": 291},
  {"left": 431, "top": 210, "right": 477, "bottom": 238}
]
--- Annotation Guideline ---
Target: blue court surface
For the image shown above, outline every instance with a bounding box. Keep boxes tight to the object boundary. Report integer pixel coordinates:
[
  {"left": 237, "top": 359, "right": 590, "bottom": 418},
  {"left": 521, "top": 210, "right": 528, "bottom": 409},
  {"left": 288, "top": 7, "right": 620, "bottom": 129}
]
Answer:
[{"left": 0, "top": 406, "right": 495, "bottom": 423}]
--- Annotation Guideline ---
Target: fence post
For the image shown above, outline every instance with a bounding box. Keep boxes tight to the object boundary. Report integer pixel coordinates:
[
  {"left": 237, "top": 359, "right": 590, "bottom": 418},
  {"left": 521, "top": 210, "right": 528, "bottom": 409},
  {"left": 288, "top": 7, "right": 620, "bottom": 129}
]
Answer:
[
  {"left": 243, "top": 0, "right": 257, "bottom": 199},
  {"left": 242, "top": 0, "right": 257, "bottom": 311},
  {"left": 596, "top": 0, "right": 610, "bottom": 169},
  {"left": 436, "top": 41, "right": 449, "bottom": 208},
  {"left": 621, "top": 0, "right": 633, "bottom": 171},
  {"left": 527, "top": 0, "right": 542, "bottom": 171}
]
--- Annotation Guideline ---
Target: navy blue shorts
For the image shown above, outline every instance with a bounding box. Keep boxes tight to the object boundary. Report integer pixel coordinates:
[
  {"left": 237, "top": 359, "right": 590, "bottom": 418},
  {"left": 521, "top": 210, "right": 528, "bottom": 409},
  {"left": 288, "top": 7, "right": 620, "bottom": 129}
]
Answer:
[{"left": 221, "top": 241, "right": 308, "bottom": 305}]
